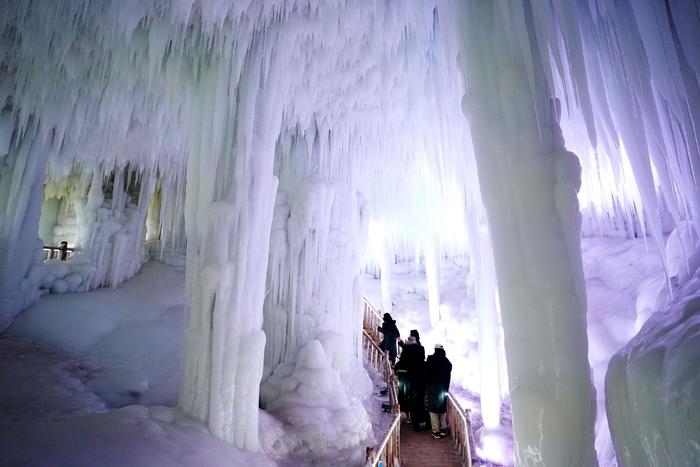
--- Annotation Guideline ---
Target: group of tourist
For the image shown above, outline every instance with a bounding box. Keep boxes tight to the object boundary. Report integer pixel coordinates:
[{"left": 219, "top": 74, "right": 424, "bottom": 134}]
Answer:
[{"left": 377, "top": 313, "right": 453, "bottom": 439}]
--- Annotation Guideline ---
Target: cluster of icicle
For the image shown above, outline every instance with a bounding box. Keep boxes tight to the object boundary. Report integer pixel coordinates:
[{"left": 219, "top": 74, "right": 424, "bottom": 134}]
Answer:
[{"left": 0, "top": 0, "right": 699, "bottom": 463}]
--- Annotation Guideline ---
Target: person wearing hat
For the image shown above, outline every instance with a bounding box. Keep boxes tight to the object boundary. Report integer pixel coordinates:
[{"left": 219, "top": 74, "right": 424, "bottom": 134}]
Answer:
[
  {"left": 377, "top": 313, "right": 400, "bottom": 365},
  {"left": 425, "top": 343, "right": 452, "bottom": 438}
]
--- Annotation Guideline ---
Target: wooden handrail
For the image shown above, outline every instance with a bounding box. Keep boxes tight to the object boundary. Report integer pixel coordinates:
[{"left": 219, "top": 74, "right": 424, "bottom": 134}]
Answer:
[
  {"left": 362, "top": 330, "right": 400, "bottom": 413},
  {"left": 363, "top": 297, "right": 383, "bottom": 343},
  {"left": 371, "top": 413, "right": 401, "bottom": 467},
  {"left": 447, "top": 392, "right": 474, "bottom": 467}
]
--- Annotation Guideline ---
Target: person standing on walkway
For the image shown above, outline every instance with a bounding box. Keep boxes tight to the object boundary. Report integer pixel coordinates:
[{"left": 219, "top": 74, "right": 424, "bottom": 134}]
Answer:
[
  {"left": 425, "top": 343, "right": 452, "bottom": 438},
  {"left": 377, "top": 312, "right": 400, "bottom": 365},
  {"left": 395, "top": 335, "right": 425, "bottom": 428}
]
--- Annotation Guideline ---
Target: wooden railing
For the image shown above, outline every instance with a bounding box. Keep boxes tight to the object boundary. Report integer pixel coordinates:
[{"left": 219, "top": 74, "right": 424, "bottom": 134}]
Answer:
[
  {"left": 363, "top": 297, "right": 382, "bottom": 342},
  {"left": 43, "top": 246, "right": 75, "bottom": 261},
  {"left": 447, "top": 392, "right": 474, "bottom": 467},
  {"left": 362, "top": 330, "right": 400, "bottom": 413},
  {"left": 362, "top": 298, "right": 401, "bottom": 467},
  {"left": 370, "top": 412, "right": 401, "bottom": 467},
  {"left": 362, "top": 296, "right": 475, "bottom": 467}
]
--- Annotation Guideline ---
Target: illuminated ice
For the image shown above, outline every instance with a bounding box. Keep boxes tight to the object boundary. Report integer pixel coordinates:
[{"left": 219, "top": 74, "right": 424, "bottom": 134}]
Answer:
[{"left": 0, "top": 0, "right": 699, "bottom": 465}]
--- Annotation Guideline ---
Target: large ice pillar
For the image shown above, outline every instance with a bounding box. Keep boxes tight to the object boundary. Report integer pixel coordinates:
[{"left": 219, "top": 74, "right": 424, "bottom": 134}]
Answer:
[
  {"left": 178, "top": 31, "right": 281, "bottom": 451},
  {"left": 454, "top": 2, "right": 597, "bottom": 465},
  {"left": 0, "top": 118, "right": 48, "bottom": 330}
]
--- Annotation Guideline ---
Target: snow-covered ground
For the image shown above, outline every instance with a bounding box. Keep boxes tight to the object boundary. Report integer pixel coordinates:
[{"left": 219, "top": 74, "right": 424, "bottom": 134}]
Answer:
[
  {"left": 0, "top": 236, "right": 677, "bottom": 466},
  {"left": 364, "top": 236, "right": 666, "bottom": 466},
  {"left": 0, "top": 260, "right": 392, "bottom": 467},
  {"left": 9, "top": 260, "right": 185, "bottom": 408}
]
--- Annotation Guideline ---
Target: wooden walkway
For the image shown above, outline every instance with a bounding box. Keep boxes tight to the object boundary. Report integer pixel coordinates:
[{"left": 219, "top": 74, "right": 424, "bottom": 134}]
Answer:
[
  {"left": 400, "top": 426, "right": 462, "bottom": 467},
  {"left": 362, "top": 298, "right": 471, "bottom": 467}
]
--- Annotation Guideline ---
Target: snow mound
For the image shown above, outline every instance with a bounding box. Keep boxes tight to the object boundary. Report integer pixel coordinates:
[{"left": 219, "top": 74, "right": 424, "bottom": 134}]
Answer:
[{"left": 260, "top": 337, "right": 372, "bottom": 461}]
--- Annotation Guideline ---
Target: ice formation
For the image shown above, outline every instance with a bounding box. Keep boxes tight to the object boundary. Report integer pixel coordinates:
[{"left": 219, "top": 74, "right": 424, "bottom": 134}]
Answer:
[
  {"left": 0, "top": 0, "right": 699, "bottom": 465},
  {"left": 260, "top": 338, "right": 372, "bottom": 458},
  {"left": 607, "top": 265, "right": 700, "bottom": 466}
]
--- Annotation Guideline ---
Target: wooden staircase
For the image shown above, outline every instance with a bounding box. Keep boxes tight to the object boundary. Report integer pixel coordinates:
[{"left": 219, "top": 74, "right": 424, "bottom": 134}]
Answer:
[{"left": 362, "top": 298, "right": 475, "bottom": 467}]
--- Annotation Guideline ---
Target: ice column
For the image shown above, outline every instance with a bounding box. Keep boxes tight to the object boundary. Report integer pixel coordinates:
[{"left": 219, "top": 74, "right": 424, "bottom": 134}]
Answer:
[
  {"left": 423, "top": 234, "right": 442, "bottom": 327},
  {"left": 0, "top": 118, "right": 48, "bottom": 329},
  {"left": 369, "top": 219, "right": 393, "bottom": 315},
  {"left": 454, "top": 2, "right": 597, "bottom": 465},
  {"left": 468, "top": 213, "right": 503, "bottom": 429},
  {"left": 178, "top": 30, "right": 281, "bottom": 451}
]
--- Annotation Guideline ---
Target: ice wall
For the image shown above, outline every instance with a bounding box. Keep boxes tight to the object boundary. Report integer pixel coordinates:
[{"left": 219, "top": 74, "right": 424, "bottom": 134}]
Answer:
[
  {"left": 263, "top": 127, "right": 368, "bottom": 371},
  {"left": 0, "top": 118, "right": 49, "bottom": 329}
]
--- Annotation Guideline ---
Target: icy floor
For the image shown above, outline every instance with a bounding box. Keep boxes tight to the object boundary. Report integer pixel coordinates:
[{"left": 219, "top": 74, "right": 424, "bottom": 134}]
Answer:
[
  {"left": 9, "top": 261, "right": 186, "bottom": 408},
  {"left": 364, "top": 236, "right": 665, "bottom": 466},
  {"left": 0, "top": 322, "right": 272, "bottom": 467},
  {"left": 0, "top": 237, "right": 668, "bottom": 466},
  {"left": 1, "top": 260, "right": 394, "bottom": 467},
  {"left": 0, "top": 335, "right": 105, "bottom": 426}
]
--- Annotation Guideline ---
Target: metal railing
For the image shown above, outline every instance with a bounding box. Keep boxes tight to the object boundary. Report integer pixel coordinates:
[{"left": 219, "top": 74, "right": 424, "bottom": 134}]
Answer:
[{"left": 362, "top": 296, "right": 474, "bottom": 467}]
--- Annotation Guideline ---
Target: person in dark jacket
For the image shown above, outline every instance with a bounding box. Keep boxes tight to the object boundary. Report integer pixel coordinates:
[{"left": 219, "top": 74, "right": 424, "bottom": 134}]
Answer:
[
  {"left": 425, "top": 343, "right": 452, "bottom": 438},
  {"left": 59, "top": 241, "right": 69, "bottom": 261},
  {"left": 399, "top": 329, "right": 425, "bottom": 361},
  {"left": 377, "top": 313, "right": 400, "bottom": 365},
  {"left": 395, "top": 335, "right": 428, "bottom": 431}
]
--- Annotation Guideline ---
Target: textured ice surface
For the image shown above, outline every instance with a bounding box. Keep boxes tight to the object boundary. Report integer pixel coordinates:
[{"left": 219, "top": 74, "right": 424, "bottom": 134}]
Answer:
[
  {"left": 0, "top": 0, "right": 699, "bottom": 464},
  {"left": 260, "top": 338, "right": 372, "bottom": 462},
  {"left": 606, "top": 265, "right": 700, "bottom": 466}
]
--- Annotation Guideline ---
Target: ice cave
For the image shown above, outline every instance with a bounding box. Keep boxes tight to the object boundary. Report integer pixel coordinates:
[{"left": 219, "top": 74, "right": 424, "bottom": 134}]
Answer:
[{"left": 1, "top": 1, "right": 699, "bottom": 466}]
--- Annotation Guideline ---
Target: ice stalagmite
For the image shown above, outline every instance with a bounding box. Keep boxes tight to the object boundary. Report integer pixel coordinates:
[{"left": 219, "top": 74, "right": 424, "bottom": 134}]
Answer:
[{"left": 454, "top": 1, "right": 597, "bottom": 465}]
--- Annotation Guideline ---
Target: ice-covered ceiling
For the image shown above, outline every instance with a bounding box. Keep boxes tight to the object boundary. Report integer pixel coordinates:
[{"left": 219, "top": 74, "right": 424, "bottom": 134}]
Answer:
[
  {"left": 1, "top": 1, "right": 700, "bottom": 464},
  {"left": 1, "top": 0, "right": 698, "bottom": 256}
]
